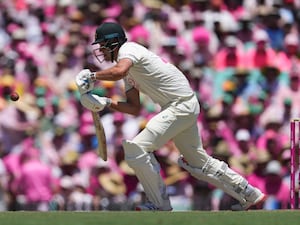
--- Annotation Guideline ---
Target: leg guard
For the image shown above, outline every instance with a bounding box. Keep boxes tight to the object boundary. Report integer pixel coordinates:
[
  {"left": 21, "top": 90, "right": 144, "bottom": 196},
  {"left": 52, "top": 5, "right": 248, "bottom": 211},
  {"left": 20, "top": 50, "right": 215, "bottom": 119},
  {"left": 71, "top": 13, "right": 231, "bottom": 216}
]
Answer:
[
  {"left": 123, "top": 140, "right": 172, "bottom": 210},
  {"left": 178, "top": 156, "right": 248, "bottom": 204}
]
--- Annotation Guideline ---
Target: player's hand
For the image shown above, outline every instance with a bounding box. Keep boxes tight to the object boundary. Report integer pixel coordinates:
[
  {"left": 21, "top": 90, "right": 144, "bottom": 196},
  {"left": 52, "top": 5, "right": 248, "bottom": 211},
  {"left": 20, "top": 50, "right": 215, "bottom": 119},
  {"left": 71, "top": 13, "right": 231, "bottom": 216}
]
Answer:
[
  {"left": 75, "top": 69, "right": 96, "bottom": 94},
  {"left": 80, "top": 93, "right": 112, "bottom": 112}
]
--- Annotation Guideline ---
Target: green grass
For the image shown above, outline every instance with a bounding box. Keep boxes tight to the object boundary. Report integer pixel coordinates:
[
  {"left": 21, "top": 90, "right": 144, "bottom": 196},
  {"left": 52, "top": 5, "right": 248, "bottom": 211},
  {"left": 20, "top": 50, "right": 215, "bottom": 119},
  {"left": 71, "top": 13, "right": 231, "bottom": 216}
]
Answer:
[{"left": 0, "top": 210, "right": 299, "bottom": 225}]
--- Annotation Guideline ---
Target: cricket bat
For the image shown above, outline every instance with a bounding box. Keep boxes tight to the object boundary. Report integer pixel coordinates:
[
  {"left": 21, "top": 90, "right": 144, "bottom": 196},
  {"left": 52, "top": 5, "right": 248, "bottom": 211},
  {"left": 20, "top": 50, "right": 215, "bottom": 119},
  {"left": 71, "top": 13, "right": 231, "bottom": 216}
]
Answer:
[{"left": 91, "top": 111, "right": 107, "bottom": 161}]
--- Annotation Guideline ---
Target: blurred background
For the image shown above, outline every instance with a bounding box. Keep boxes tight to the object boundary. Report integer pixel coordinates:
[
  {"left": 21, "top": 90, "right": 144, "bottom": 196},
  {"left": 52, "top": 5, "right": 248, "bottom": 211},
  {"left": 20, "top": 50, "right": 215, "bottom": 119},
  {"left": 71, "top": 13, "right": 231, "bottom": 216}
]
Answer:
[{"left": 0, "top": 0, "right": 299, "bottom": 211}]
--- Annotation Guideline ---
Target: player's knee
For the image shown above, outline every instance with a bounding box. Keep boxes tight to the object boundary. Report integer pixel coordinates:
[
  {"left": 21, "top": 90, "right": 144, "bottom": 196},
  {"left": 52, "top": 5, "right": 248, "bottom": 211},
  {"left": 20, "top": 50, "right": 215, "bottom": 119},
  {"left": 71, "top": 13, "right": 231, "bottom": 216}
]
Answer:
[{"left": 123, "top": 140, "right": 148, "bottom": 167}]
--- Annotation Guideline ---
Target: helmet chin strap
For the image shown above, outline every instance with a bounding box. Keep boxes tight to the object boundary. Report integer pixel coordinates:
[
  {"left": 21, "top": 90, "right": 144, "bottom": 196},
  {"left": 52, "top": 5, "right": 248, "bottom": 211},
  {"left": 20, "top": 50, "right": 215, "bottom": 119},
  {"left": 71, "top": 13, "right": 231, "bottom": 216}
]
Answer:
[
  {"left": 110, "top": 51, "right": 114, "bottom": 63},
  {"left": 109, "top": 44, "right": 119, "bottom": 62}
]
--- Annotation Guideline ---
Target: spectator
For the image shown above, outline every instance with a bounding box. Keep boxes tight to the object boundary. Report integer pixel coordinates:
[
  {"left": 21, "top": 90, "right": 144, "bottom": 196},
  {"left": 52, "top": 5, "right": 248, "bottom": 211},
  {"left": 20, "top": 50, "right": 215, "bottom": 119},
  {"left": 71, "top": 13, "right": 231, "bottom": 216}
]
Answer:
[
  {"left": 256, "top": 65, "right": 287, "bottom": 97},
  {"left": 165, "top": 163, "right": 193, "bottom": 211},
  {"left": 244, "top": 29, "right": 277, "bottom": 70},
  {"left": 247, "top": 151, "right": 271, "bottom": 195},
  {"left": 236, "top": 12, "right": 254, "bottom": 45},
  {"left": 65, "top": 172, "right": 93, "bottom": 211},
  {"left": 229, "top": 129, "right": 257, "bottom": 177},
  {"left": 272, "top": 68, "right": 300, "bottom": 121},
  {"left": 214, "top": 35, "right": 245, "bottom": 70},
  {"left": 16, "top": 139, "right": 55, "bottom": 211},
  {"left": 98, "top": 171, "right": 127, "bottom": 210},
  {"left": 276, "top": 33, "right": 300, "bottom": 72},
  {"left": 263, "top": 160, "right": 290, "bottom": 209},
  {"left": 263, "top": 8, "right": 285, "bottom": 51},
  {"left": 128, "top": 24, "right": 150, "bottom": 48},
  {"left": 191, "top": 26, "right": 216, "bottom": 67},
  {"left": 51, "top": 175, "right": 74, "bottom": 211}
]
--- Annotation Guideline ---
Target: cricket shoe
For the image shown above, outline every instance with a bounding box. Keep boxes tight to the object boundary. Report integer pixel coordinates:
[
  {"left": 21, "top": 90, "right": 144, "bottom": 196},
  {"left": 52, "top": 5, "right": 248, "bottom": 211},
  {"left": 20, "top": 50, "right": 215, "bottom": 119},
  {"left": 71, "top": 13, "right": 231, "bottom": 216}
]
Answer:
[
  {"left": 135, "top": 198, "right": 173, "bottom": 211},
  {"left": 231, "top": 187, "right": 267, "bottom": 211}
]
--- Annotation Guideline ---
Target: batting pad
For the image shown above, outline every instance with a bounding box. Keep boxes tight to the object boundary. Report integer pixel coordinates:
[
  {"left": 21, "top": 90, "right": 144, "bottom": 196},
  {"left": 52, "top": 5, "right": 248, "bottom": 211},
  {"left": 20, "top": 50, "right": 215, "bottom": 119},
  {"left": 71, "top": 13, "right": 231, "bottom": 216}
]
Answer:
[
  {"left": 178, "top": 157, "right": 247, "bottom": 204},
  {"left": 123, "top": 140, "right": 171, "bottom": 209}
]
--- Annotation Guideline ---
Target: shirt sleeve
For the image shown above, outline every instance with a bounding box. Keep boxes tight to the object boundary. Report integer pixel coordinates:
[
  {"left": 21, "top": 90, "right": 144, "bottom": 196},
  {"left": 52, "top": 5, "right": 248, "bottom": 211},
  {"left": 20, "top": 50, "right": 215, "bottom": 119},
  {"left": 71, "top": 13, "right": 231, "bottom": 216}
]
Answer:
[
  {"left": 119, "top": 43, "right": 142, "bottom": 92},
  {"left": 118, "top": 43, "right": 142, "bottom": 64}
]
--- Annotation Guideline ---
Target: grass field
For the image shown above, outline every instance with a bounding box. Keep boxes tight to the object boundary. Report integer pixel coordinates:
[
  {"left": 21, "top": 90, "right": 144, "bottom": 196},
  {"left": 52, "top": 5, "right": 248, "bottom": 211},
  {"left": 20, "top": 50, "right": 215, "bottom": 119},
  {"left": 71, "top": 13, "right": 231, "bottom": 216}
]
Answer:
[{"left": 0, "top": 210, "right": 299, "bottom": 225}]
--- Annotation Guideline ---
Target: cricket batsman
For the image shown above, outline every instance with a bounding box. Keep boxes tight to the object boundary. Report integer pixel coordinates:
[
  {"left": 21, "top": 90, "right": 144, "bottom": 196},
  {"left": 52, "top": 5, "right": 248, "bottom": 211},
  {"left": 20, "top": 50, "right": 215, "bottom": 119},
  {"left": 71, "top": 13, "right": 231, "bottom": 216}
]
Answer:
[{"left": 75, "top": 22, "right": 266, "bottom": 211}]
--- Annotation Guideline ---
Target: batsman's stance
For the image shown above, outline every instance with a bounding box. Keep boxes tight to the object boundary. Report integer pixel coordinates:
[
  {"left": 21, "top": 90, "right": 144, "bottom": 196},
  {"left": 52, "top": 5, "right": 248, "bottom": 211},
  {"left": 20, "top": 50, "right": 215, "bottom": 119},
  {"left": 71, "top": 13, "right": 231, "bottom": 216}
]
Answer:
[{"left": 75, "top": 22, "right": 266, "bottom": 211}]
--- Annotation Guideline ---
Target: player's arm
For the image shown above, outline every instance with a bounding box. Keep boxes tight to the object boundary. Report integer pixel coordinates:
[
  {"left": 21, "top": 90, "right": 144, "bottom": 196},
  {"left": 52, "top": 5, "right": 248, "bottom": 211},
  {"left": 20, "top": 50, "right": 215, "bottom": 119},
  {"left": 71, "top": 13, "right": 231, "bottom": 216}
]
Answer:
[
  {"left": 75, "top": 58, "right": 132, "bottom": 93},
  {"left": 109, "top": 87, "right": 141, "bottom": 116},
  {"left": 94, "top": 58, "right": 132, "bottom": 81},
  {"left": 76, "top": 58, "right": 141, "bottom": 115}
]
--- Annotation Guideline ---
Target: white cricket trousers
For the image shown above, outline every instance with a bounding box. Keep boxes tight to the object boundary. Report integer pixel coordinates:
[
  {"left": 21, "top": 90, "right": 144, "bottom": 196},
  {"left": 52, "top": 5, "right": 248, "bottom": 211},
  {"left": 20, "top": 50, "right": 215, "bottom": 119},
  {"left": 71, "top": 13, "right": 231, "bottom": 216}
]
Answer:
[
  {"left": 133, "top": 94, "right": 209, "bottom": 166},
  {"left": 125, "top": 94, "right": 249, "bottom": 207}
]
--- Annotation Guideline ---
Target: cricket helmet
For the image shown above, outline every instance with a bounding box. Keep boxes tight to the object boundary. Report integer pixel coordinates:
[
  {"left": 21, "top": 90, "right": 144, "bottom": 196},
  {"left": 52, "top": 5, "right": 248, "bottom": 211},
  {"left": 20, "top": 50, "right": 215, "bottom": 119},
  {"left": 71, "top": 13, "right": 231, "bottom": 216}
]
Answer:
[
  {"left": 92, "top": 22, "right": 127, "bottom": 63},
  {"left": 92, "top": 22, "right": 127, "bottom": 46}
]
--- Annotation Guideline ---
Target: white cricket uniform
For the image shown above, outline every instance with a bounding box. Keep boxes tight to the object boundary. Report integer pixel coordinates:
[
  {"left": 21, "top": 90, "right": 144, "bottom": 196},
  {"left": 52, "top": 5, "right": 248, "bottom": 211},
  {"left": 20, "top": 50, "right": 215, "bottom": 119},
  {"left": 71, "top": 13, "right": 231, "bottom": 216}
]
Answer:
[
  {"left": 118, "top": 42, "right": 253, "bottom": 209},
  {"left": 119, "top": 42, "right": 194, "bottom": 108},
  {"left": 118, "top": 42, "right": 208, "bottom": 166}
]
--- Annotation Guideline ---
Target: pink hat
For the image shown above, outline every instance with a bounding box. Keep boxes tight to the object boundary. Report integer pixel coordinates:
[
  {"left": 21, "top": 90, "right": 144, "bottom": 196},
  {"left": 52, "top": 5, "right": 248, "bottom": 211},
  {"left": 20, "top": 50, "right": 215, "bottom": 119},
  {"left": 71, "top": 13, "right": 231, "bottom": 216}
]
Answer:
[
  {"left": 129, "top": 25, "right": 149, "bottom": 42},
  {"left": 192, "top": 27, "right": 210, "bottom": 43},
  {"left": 104, "top": 3, "right": 122, "bottom": 18}
]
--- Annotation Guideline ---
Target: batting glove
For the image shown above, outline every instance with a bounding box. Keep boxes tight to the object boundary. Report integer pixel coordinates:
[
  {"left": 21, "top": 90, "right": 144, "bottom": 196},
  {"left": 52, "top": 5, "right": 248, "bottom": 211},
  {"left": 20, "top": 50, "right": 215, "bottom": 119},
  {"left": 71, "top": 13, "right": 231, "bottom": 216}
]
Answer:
[
  {"left": 75, "top": 69, "right": 96, "bottom": 94},
  {"left": 80, "top": 92, "right": 112, "bottom": 112}
]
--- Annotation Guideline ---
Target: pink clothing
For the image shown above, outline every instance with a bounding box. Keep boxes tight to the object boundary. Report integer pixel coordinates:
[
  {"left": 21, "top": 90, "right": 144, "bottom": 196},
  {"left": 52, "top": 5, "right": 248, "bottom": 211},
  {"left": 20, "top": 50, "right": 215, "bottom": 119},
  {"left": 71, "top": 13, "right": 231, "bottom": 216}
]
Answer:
[
  {"left": 3, "top": 153, "right": 21, "bottom": 194},
  {"left": 264, "top": 182, "right": 290, "bottom": 203},
  {"left": 104, "top": 2, "right": 122, "bottom": 18},
  {"left": 244, "top": 48, "right": 277, "bottom": 69},
  {"left": 129, "top": 25, "right": 149, "bottom": 44},
  {"left": 262, "top": 177, "right": 290, "bottom": 209},
  {"left": 214, "top": 48, "right": 245, "bottom": 71},
  {"left": 247, "top": 174, "right": 265, "bottom": 191},
  {"left": 86, "top": 173, "right": 101, "bottom": 196},
  {"left": 77, "top": 151, "right": 98, "bottom": 170},
  {"left": 18, "top": 159, "right": 53, "bottom": 202},
  {"left": 276, "top": 53, "right": 298, "bottom": 72},
  {"left": 256, "top": 130, "right": 288, "bottom": 156},
  {"left": 3, "top": 153, "right": 21, "bottom": 177}
]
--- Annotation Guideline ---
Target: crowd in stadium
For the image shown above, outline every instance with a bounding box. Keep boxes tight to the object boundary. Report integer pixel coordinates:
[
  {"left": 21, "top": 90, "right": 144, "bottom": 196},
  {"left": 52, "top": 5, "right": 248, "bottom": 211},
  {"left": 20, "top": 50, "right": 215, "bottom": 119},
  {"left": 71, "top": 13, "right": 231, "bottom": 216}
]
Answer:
[{"left": 0, "top": 0, "right": 300, "bottom": 211}]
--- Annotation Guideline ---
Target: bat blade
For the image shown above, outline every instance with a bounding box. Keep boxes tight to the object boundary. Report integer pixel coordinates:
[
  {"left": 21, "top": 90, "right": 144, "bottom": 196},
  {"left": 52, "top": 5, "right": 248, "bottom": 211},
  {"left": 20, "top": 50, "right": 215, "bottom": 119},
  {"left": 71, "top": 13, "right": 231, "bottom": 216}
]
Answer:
[{"left": 91, "top": 111, "right": 107, "bottom": 161}]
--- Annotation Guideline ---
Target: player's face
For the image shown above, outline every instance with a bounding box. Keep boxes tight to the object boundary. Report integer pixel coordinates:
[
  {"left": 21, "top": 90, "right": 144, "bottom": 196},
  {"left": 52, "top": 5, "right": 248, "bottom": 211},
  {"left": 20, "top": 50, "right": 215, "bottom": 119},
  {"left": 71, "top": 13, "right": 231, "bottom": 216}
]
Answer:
[
  {"left": 99, "top": 42, "right": 112, "bottom": 61},
  {"left": 93, "top": 38, "right": 119, "bottom": 63},
  {"left": 93, "top": 41, "right": 111, "bottom": 62},
  {"left": 93, "top": 43, "right": 111, "bottom": 63}
]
